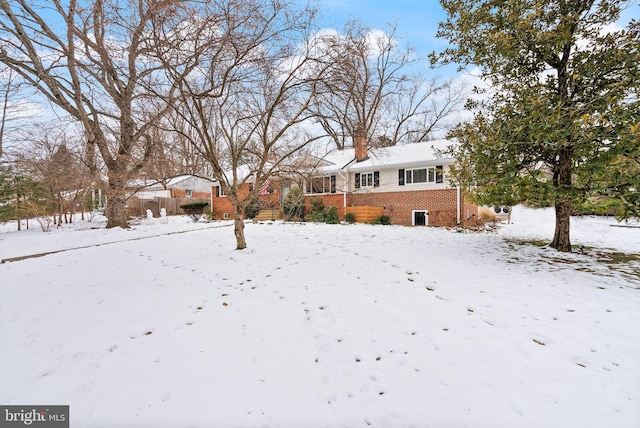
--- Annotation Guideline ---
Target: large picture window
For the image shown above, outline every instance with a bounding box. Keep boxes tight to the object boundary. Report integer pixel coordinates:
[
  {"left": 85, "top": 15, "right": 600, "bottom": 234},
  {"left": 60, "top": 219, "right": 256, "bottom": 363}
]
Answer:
[
  {"left": 305, "top": 175, "right": 336, "bottom": 194},
  {"left": 403, "top": 165, "right": 443, "bottom": 184}
]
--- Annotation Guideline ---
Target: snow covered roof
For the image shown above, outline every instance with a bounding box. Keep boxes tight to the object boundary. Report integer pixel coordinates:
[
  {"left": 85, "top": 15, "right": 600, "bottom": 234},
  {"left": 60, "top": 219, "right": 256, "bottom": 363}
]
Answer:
[
  {"left": 307, "top": 140, "right": 457, "bottom": 175},
  {"left": 348, "top": 139, "right": 456, "bottom": 172},
  {"left": 129, "top": 175, "right": 215, "bottom": 190},
  {"left": 310, "top": 148, "right": 357, "bottom": 174}
]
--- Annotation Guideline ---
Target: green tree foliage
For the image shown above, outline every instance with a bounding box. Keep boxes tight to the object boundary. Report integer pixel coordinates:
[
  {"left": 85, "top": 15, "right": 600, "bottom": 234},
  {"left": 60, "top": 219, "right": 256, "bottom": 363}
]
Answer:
[{"left": 435, "top": 0, "right": 639, "bottom": 251}]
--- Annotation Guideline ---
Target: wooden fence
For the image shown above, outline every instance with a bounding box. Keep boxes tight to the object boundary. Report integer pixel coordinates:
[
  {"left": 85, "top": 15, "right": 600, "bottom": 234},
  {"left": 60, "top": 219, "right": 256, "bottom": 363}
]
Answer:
[
  {"left": 344, "top": 206, "right": 383, "bottom": 223},
  {"left": 127, "top": 196, "right": 210, "bottom": 217}
]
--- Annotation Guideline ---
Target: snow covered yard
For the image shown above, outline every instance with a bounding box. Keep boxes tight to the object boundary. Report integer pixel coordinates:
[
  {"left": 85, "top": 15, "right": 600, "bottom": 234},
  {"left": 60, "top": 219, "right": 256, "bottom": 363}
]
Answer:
[{"left": 0, "top": 207, "right": 638, "bottom": 428}]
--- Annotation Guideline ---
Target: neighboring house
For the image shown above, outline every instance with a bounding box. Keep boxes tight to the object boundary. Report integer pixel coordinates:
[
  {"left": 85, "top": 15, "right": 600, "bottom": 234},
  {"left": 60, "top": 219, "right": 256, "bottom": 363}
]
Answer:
[
  {"left": 210, "top": 138, "right": 478, "bottom": 227},
  {"left": 130, "top": 175, "right": 214, "bottom": 200},
  {"left": 127, "top": 175, "right": 214, "bottom": 216}
]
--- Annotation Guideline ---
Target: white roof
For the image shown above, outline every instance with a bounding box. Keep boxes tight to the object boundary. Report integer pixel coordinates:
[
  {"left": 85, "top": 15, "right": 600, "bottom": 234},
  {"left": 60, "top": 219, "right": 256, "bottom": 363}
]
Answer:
[{"left": 348, "top": 139, "right": 456, "bottom": 172}]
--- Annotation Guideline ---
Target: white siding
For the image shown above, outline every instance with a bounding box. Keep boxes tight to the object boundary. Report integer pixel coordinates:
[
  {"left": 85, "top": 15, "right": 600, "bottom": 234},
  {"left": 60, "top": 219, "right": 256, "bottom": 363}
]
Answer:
[{"left": 348, "top": 164, "right": 453, "bottom": 193}]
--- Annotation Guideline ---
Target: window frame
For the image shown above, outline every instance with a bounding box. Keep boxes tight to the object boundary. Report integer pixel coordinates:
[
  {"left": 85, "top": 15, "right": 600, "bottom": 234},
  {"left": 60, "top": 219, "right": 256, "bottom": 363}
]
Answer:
[
  {"left": 404, "top": 165, "right": 444, "bottom": 185},
  {"left": 305, "top": 175, "right": 337, "bottom": 195},
  {"left": 355, "top": 171, "right": 380, "bottom": 189}
]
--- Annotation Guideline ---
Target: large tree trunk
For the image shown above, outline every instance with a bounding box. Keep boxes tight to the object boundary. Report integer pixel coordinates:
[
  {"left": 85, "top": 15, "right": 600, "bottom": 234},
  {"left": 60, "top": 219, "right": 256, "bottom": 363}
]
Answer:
[
  {"left": 234, "top": 205, "right": 247, "bottom": 250},
  {"left": 550, "top": 147, "right": 573, "bottom": 252},
  {"left": 105, "top": 168, "right": 130, "bottom": 229}
]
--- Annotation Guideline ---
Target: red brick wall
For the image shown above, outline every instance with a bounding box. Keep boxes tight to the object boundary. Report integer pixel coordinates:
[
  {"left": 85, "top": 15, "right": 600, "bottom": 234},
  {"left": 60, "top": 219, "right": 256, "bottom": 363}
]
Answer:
[
  {"left": 304, "top": 194, "right": 348, "bottom": 218},
  {"left": 210, "top": 182, "right": 282, "bottom": 219},
  {"left": 350, "top": 188, "right": 476, "bottom": 227},
  {"left": 211, "top": 183, "right": 478, "bottom": 226},
  {"left": 171, "top": 188, "right": 210, "bottom": 199},
  {"left": 211, "top": 184, "right": 251, "bottom": 219}
]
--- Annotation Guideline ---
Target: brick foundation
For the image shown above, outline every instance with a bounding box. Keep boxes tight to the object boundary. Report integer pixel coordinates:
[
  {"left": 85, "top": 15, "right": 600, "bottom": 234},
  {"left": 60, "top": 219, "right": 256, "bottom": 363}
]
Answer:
[{"left": 350, "top": 188, "right": 477, "bottom": 227}]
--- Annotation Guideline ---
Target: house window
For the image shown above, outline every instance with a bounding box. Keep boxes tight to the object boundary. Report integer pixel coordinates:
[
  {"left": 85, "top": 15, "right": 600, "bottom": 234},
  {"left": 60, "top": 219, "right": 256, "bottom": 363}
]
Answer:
[
  {"left": 215, "top": 186, "right": 226, "bottom": 197},
  {"left": 412, "top": 210, "right": 429, "bottom": 226},
  {"left": 305, "top": 175, "right": 336, "bottom": 195},
  {"left": 355, "top": 171, "right": 380, "bottom": 189},
  {"left": 185, "top": 189, "right": 193, "bottom": 198},
  {"left": 403, "top": 166, "right": 443, "bottom": 184}
]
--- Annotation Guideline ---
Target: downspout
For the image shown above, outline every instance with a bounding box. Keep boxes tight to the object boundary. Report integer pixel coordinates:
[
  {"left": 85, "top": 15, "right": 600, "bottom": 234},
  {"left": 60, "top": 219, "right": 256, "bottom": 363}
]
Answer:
[
  {"left": 338, "top": 157, "right": 356, "bottom": 218},
  {"left": 338, "top": 170, "right": 347, "bottom": 216},
  {"left": 456, "top": 186, "right": 461, "bottom": 225},
  {"left": 210, "top": 186, "right": 214, "bottom": 216}
]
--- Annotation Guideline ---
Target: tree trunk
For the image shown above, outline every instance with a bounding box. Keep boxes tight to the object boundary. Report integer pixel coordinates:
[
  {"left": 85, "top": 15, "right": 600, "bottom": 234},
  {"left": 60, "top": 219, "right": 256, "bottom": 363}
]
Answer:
[
  {"left": 105, "top": 168, "right": 130, "bottom": 229},
  {"left": 550, "top": 147, "right": 573, "bottom": 252},
  {"left": 551, "top": 199, "right": 571, "bottom": 251},
  {"left": 234, "top": 206, "right": 247, "bottom": 250}
]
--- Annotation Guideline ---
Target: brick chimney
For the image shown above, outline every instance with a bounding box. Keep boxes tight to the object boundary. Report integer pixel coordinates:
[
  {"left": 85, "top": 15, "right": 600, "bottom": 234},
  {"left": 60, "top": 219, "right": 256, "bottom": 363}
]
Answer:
[{"left": 354, "top": 126, "right": 368, "bottom": 162}]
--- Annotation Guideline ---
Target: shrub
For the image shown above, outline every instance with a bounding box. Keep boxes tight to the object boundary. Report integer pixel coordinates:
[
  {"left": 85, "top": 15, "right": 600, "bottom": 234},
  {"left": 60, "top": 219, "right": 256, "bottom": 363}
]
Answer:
[
  {"left": 306, "top": 210, "right": 325, "bottom": 222},
  {"left": 244, "top": 198, "right": 260, "bottom": 219},
  {"left": 325, "top": 206, "right": 340, "bottom": 224},
  {"left": 379, "top": 215, "right": 391, "bottom": 225},
  {"left": 204, "top": 209, "right": 215, "bottom": 222},
  {"left": 309, "top": 197, "right": 325, "bottom": 213},
  {"left": 282, "top": 187, "right": 305, "bottom": 220},
  {"left": 370, "top": 215, "right": 391, "bottom": 225},
  {"left": 180, "top": 201, "right": 209, "bottom": 222},
  {"left": 305, "top": 197, "right": 326, "bottom": 222},
  {"left": 344, "top": 212, "right": 356, "bottom": 223}
]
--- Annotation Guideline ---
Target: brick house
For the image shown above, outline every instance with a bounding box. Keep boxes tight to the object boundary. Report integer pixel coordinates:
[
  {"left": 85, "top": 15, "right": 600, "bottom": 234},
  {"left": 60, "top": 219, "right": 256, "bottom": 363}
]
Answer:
[
  {"left": 132, "top": 175, "right": 213, "bottom": 199},
  {"left": 210, "top": 139, "right": 478, "bottom": 226},
  {"left": 127, "top": 175, "right": 214, "bottom": 216}
]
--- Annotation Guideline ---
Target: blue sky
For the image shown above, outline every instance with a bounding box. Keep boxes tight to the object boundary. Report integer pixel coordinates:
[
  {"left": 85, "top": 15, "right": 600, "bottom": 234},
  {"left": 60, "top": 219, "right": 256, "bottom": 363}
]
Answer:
[
  {"left": 316, "top": 0, "right": 639, "bottom": 76},
  {"left": 318, "top": 0, "right": 449, "bottom": 59}
]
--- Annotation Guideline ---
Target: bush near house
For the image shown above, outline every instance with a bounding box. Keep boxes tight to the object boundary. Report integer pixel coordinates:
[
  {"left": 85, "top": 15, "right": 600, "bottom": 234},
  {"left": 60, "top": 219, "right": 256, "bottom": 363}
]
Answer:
[
  {"left": 244, "top": 198, "right": 260, "bottom": 219},
  {"left": 344, "top": 212, "right": 356, "bottom": 223},
  {"left": 370, "top": 215, "right": 391, "bottom": 225},
  {"left": 180, "top": 201, "right": 209, "bottom": 222},
  {"left": 283, "top": 188, "right": 305, "bottom": 220},
  {"left": 306, "top": 197, "right": 326, "bottom": 222},
  {"left": 325, "top": 206, "right": 340, "bottom": 224}
]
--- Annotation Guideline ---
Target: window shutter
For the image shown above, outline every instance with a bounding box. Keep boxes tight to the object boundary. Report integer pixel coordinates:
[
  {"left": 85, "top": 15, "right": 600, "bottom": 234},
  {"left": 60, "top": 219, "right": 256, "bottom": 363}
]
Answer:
[
  {"left": 330, "top": 175, "right": 336, "bottom": 193},
  {"left": 436, "top": 165, "right": 444, "bottom": 183},
  {"left": 374, "top": 171, "right": 380, "bottom": 187},
  {"left": 398, "top": 169, "right": 405, "bottom": 186},
  {"left": 215, "top": 186, "right": 220, "bottom": 197},
  {"left": 355, "top": 173, "right": 361, "bottom": 189}
]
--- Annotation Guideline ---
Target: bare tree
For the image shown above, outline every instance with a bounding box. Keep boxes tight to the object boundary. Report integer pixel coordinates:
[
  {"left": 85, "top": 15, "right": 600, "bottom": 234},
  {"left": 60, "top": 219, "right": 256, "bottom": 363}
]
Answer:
[
  {"left": 0, "top": 68, "right": 38, "bottom": 159},
  {"left": 157, "top": 0, "right": 326, "bottom": 249},
  {"left": 0, "top": 0, "right": 179, "bottom": 228},
  {"left": 311, "top": 21, "right": 465, "bottom": 150},
  {"left": 139, "top": 118, "right": 213, "bottom": 187},
  {"left": 11, "top": 122, "right": 90, "bottom": 225}
]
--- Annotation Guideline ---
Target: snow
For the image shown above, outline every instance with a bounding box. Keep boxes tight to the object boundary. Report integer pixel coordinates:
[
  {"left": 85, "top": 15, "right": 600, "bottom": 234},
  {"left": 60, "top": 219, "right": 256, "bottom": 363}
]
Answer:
[
  {"left": 317, "top": 140, "right": 455, "bottom": 174},
  {"left": 0, "top": 206, "right": 638, "bottom": 427},
  {"left": 349, "top": 140, "right": 455, "bottom": 171}
]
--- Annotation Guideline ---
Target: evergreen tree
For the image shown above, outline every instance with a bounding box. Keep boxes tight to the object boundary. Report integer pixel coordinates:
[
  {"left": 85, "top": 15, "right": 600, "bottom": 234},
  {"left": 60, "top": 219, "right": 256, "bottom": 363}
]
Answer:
[{"left": 434, "top": 0, "right": 639, "bottom": 251}]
